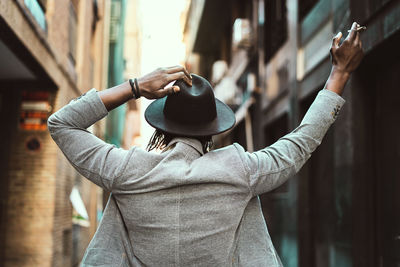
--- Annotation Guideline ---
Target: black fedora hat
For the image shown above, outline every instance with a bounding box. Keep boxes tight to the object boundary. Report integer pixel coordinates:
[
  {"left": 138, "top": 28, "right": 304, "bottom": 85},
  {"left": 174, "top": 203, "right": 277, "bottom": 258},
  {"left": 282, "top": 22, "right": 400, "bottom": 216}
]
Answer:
[{"left": 144, "top": 74, "right": 235, "bottom": 137}]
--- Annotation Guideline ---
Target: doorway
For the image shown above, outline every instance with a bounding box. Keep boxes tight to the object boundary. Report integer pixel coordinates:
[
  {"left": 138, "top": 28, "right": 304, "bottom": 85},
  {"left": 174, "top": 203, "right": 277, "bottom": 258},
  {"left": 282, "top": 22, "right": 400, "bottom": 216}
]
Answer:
[
  {"left": 0, "top": 89, "right": 18, "bottom": 264},
  {"left": 354, "top": 29, "right": 400, "bottom": 267},
  {"left": 373, "top": 41, "right": 400, "bottom": 267}
]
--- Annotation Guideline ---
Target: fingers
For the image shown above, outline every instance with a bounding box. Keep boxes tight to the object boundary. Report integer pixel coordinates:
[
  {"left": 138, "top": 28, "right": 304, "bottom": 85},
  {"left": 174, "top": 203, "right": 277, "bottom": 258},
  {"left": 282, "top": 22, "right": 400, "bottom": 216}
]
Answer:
[
  {"left": 331, "top": 31, "right": 342, "bottom": 52},
  {"left": 354, "top": 31, "right": 360, "bottom": 45},
  {"left": 168, "top": 71, "right": 192, "bottom": 86},
  {"left": 167, "top": 65, "right": 192, "bottom": 82},
  {"left": 155, "top": 86, "right": 180, "bottom": 98},
  {"left": 346, "top": 22, "right": 358, "bottom": 42}
]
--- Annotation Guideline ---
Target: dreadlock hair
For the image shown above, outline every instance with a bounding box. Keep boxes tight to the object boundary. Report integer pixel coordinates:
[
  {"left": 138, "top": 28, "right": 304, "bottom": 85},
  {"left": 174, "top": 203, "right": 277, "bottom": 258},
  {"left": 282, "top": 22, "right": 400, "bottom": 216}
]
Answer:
[{"left": 147, "top": 129, "right": 213, "bottom": 154}]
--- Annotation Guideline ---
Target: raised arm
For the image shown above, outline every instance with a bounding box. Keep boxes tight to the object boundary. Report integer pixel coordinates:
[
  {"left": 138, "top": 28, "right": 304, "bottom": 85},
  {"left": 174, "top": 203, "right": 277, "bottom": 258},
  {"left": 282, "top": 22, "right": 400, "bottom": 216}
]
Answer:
[
  {"left": 99, "top": 66, "right": 192, "bottom": 111},
  {"left": 48, "top": 66, "right": 192, "bottom": 190},
  {"left": 238, "top": 22, "right": 364, "bottom": 196}
]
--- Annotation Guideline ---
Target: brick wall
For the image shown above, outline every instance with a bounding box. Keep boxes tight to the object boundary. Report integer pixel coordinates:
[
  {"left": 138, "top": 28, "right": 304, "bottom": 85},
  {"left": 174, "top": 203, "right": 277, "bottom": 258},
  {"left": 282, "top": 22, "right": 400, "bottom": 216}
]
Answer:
[
  {"left": 0, "top": 0, "right": 108, "bottom": 266},
  {"left": 5, "top": 121, "right": 57, "bottom": 267}
]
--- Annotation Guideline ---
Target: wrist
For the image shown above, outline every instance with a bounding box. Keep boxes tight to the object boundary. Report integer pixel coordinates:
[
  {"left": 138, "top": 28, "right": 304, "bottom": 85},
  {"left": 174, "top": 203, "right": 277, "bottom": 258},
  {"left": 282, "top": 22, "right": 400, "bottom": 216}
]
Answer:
[
  {"left": 324, "top": 67, "right": 351, "bottom": 95},
  {"left": 136, "top": 77, "right": 143, "bottom": 96},
  {"left": 331, "top": 66, "right": 351, "bottom": 80},
  {"left": 129, "top": 78, "right": 141, "bottom": 99}
]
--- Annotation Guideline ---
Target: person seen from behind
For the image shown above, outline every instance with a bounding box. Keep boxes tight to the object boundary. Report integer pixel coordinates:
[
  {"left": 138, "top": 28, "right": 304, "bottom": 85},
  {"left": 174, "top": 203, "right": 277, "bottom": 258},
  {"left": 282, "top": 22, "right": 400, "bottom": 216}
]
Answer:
[{"left": 48, "top": 22, "right": 364, "bottom": 266}]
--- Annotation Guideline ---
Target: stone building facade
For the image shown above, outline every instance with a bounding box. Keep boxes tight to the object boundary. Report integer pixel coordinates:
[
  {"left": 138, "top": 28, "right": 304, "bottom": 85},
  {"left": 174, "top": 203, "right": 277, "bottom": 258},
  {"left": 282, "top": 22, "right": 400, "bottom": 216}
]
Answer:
[{"left": 0, "top": 0, "right": 109, "bottom": 266}]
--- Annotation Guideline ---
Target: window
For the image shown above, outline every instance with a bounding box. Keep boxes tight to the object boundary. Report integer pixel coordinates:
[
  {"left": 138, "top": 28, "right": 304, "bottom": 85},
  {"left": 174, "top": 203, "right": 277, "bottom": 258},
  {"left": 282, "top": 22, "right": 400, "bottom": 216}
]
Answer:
[
  {"left": 298, "top": 0, "right": 318, "bottom": 22},
  {"left": 264, "top": 0, "right": 288, "bottom": 62},
  {"left": 24, "top": 0, "right": 47, "bottom": 31},
  {"left": 350, "top": 0, "right": 389, "bottom": 22}
]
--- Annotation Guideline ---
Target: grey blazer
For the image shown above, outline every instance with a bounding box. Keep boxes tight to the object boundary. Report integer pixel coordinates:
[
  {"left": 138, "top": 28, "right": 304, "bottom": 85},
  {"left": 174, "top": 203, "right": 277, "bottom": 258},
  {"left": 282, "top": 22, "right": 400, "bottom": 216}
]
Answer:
[{"left": 48, "top": 89, "right": 345, "bottom": 266}]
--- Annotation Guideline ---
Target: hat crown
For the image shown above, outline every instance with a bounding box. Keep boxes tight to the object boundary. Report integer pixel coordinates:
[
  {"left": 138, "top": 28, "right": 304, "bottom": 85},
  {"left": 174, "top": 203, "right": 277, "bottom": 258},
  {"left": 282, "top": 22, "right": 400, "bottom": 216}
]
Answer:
[
  {"left": 144, "top": 73, "right": 235, "bottom": 137},
  {"left": 163, "top": 74, "right": 217, "bottom": 124}
]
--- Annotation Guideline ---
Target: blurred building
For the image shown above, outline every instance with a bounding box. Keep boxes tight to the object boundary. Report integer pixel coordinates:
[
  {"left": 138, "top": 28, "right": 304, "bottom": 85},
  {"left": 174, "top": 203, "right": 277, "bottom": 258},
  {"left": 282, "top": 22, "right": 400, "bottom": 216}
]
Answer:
[
  {"left": 105, "top": 0, "right": 141, "bottom": 151},
  {"left": 122, "top": 0, "right": 142, "bottom": 149},
  {"left": 101, "top": 0, "right": 142, "bottom": 211},
  {"left": 0, "top": 0, "right": 110, "bottom": 266},
  {"left": 184, "top": 0, "right": 400, "bottom": 266}
]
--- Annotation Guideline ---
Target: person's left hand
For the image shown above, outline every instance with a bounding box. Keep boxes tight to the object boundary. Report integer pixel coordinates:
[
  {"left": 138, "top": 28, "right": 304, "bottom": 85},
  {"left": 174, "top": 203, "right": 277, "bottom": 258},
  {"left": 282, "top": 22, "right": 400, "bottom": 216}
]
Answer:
[
  {"left": 137, "top": 66, "right": 192, "bottom": 99},
  {"left": 330, "top": 22, "right": 364, "bottom": 75},
  {"left": 324, "top": 22, "right": 365, "bottom": 95}
]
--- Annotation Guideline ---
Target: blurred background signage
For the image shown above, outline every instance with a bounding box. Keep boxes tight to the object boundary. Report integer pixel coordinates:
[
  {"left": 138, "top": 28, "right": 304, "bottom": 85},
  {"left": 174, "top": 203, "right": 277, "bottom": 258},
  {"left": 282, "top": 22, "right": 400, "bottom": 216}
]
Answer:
[{"left": 20, "top": 91, "right": 51, "bottom": 131}]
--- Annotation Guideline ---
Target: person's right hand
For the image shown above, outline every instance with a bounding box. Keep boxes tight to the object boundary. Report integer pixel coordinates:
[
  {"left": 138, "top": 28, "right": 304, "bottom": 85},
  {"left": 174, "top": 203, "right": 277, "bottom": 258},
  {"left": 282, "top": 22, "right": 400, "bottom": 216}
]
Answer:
[
  {"left": 137, "top": 66, "right": 192, "bottom": 99},
  {"left": 330, "top": 22, "right": 364, "bottom": 75}
]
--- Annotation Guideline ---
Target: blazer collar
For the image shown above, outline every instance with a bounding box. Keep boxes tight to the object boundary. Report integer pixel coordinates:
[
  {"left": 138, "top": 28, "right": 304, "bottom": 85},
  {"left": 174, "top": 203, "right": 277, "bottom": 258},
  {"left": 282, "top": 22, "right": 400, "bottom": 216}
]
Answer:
[{"left": 164, "top": 137, "right": 204, "bottom": 156}]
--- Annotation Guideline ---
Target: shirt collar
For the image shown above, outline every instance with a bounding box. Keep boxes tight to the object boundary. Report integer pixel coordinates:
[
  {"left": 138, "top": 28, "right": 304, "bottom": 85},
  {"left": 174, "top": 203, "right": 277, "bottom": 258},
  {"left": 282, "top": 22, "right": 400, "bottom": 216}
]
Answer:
[{"left": 164, "top": 137, "right": 204, "bottom": 156}]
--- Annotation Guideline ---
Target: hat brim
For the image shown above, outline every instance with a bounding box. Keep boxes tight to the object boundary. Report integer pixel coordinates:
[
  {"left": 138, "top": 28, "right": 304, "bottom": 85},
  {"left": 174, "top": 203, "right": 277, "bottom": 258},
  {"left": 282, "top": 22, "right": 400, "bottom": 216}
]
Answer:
[{"left": 144, "top": 97, "right": 236, "bottom": 137}]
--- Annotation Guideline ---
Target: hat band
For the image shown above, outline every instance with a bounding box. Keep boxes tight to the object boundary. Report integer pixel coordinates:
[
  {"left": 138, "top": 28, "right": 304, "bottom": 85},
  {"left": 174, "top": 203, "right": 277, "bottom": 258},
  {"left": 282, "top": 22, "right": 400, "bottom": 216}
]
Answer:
[{"left": 163, "top": 106, "right": 217, "bottom": 125}]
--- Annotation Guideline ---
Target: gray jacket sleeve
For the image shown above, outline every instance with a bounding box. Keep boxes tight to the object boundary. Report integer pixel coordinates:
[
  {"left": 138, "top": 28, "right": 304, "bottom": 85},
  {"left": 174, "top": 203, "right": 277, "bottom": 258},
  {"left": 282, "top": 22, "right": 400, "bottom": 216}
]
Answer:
[
  {"left": 235, "top": 89, "right": 345, "bottom": 196},
  {"left": 48, "top": 89, "right": 133, "bottom": 190}
]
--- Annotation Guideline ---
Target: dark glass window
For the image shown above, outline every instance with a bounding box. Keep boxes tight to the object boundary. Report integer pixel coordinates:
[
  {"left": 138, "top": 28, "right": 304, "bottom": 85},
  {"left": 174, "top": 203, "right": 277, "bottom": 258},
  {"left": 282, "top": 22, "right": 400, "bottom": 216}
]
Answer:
[
  {"left": 298, "top": 0, "right": 318, "bottom": 22},
  {"left": 260, "top": 114, "right": 298, "bottom": 266},
  {"left": 298, "top": 94, "right": 352, "bottom": 267},
  {"left": 350, "top": 0, "right": 389, "bottom": 23},
  {"left": 264, "top": 0, "right": 288, "bottom": 62},
  {"left": 24, "top": 0, "right": 47, "bottom": 30}
]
